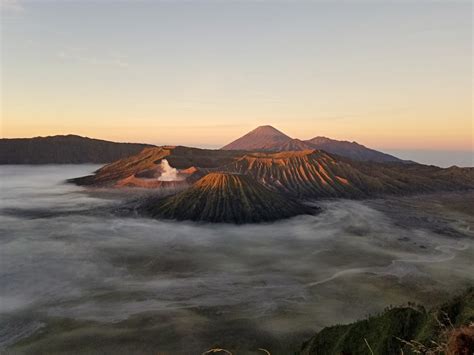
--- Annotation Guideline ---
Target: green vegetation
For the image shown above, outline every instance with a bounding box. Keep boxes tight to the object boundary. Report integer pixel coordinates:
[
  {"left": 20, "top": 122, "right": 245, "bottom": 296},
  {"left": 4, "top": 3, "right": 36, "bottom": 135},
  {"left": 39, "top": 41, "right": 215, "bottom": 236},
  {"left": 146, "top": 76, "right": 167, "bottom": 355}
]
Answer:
[{"left": 299, "top": 288, "right": 474, "bottom": 355}]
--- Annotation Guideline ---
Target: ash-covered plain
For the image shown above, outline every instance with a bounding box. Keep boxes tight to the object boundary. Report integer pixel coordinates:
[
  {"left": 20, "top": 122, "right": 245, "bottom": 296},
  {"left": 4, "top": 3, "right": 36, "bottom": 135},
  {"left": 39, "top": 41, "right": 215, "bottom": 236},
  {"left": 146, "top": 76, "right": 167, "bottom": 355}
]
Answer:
[{"left": 1, "top": 166, "right": 473, "bottom": 354}]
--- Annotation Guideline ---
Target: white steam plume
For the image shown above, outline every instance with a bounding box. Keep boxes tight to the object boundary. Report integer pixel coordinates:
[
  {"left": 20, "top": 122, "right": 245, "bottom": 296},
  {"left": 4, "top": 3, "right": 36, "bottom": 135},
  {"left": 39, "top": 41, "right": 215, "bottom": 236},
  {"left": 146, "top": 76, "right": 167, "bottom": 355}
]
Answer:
[{"left": 158, "top": 159, "right": 184, "bottom": 181}]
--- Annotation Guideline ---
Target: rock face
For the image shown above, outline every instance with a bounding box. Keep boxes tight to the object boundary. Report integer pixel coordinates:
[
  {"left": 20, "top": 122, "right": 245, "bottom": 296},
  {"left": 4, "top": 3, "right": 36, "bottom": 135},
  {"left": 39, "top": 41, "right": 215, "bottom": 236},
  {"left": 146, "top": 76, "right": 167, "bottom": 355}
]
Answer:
[
  {"left": 0, "top": 135, "right": 152, "bottom": 164},
  {"left": 139, "top": 172, "right": 315, "bottom": 223},
  {"left": 221, "top": 125, "right": 404, "bottom": 163}
]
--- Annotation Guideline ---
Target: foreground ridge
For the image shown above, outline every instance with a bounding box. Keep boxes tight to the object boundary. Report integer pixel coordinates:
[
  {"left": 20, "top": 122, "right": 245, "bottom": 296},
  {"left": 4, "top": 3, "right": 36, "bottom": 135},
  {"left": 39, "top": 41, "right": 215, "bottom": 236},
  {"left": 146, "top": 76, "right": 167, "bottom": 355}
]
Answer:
[{"left": 299, "top": 288, "right": 474, "bottom": 355}]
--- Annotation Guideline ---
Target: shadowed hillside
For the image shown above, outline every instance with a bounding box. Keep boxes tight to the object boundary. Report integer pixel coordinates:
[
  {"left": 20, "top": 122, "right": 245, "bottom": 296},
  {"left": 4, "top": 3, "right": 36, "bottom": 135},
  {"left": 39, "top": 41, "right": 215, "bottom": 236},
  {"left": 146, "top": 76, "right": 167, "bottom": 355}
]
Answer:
[
  {"left": 139, "top": 172, "right": 315, "bottom": 223},
  {"left": 0, "top": 135, "right": 153, "bottom": 164},
  {"left": 305, "top": 136, "right": 404, "bottom": 163},
  {"left": 299, "top": 288, "right": 474, "bottom": 355}
]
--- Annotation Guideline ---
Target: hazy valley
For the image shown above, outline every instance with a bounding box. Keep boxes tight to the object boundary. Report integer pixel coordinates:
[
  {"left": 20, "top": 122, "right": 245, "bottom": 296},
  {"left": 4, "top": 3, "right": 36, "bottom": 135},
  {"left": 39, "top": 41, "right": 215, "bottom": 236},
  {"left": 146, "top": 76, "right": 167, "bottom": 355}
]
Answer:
[{"left": 1, "top": 161, "right": 473, "bottom": 353}]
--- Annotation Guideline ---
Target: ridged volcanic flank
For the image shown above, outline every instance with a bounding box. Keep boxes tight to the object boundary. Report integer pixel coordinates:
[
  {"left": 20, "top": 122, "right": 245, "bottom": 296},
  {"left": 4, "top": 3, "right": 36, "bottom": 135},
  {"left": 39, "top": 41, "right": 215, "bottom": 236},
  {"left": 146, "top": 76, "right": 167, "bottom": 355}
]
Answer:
[
  {"left": 222, "top": 150, "right": 474, "bottom": 199},
  {"left": 140, "top": 172, "right": 315, "bottom": 223},
  {"left": 223, "top": 150, "right": 366, "bottom": 198}
]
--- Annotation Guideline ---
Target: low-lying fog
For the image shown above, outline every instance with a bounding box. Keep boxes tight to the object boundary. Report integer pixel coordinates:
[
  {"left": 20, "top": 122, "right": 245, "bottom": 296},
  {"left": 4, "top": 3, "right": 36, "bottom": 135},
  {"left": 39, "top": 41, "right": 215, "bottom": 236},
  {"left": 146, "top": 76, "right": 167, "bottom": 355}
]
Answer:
[{"left": 1, "top": 165, "right": 473, "bottom": 354}]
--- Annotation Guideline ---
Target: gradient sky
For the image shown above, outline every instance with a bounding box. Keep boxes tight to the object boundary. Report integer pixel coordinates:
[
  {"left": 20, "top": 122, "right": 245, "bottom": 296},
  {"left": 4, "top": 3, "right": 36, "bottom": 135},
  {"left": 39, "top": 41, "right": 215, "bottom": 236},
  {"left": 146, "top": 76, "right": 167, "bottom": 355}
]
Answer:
[{"left": 1, "top": 0, "right": 472, "bottom": 166}]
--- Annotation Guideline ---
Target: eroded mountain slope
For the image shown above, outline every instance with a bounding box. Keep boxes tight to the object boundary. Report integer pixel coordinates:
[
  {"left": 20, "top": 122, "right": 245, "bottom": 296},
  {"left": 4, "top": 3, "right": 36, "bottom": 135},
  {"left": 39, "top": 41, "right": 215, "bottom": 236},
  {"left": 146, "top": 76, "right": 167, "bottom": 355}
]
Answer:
[
  {"left": 139, "top": 172, "right": 315, "bottom": 223},
  {"left": 222, "top": 150, "right": 474, "bottom": 198}
]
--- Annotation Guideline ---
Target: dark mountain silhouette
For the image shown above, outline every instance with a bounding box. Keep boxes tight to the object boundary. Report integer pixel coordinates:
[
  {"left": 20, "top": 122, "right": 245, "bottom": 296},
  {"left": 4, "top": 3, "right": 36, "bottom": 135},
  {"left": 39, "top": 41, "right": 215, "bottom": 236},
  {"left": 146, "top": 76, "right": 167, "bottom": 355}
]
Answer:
[
  {"left": 0, "top": 135, "right": 153, "bottom": 164},
  {"left": 277, "top": 138, "right": 316, "bottom": 151},
  {"left": 221, "top": 125, "right": 405, "bottom": 163},
  {"left": 139, "top": 172, "right": 315, "bottom": 223},
  {"left": 305, "top": 136, "right": 404, "bottom": 163}
]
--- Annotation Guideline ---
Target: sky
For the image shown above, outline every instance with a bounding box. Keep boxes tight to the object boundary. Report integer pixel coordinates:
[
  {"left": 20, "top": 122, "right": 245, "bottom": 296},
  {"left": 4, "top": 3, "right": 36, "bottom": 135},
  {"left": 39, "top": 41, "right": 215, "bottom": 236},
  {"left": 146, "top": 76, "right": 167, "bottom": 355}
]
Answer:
[{"left": 1, "top": 0, "right": 472, "bottom": 166}]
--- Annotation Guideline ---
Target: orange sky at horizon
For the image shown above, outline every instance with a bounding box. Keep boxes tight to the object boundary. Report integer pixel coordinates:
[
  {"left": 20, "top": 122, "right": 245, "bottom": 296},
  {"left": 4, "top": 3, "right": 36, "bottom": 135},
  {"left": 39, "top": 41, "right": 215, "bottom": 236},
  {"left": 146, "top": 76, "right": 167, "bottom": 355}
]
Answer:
[
  {"left": 1, "top": 116, "right": 472, "bottom": 152},
  {"left": 1, "top": 1, "right": 472, "bottom": 153}
]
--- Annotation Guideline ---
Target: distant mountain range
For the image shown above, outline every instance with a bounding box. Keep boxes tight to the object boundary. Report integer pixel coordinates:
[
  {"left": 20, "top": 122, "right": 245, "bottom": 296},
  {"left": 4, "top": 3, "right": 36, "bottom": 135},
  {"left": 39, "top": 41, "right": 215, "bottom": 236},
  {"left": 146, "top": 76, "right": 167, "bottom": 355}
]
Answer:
[
  {"left": 4, "top": 127, "right": 473, "bottom": 223},
  {"left": 0, "top": 135, "right": 153, "bottom": 164},
  {"left": 72, "top": 145, "right": 474, "bottom": 223},
  {"left": 221, "top": 125, "right": 405, "bottom": 163},
  {"left": 1, "top": 126, "right": 405, "bottom": 165}
]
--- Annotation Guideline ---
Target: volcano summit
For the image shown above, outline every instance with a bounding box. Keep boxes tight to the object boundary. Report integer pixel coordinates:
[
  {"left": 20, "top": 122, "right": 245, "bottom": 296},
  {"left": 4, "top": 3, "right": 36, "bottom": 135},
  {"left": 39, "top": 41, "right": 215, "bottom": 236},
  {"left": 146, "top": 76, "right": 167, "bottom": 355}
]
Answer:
[{"left": 221, "top": 125, "right": 404, "bottom": 163}]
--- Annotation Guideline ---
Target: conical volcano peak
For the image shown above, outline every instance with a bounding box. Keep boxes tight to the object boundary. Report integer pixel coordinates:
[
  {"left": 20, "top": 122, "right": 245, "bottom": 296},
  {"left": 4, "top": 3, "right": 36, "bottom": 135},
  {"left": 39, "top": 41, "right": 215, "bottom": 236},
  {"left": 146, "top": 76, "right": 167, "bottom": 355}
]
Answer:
[
  {"left": 139, "top": 171, "right": 315, "bottom": 223},
  {"left": 221, "top": 125, "right": 292, "bottom": 151},
  {"left": 220, "top": 125, "right": 406, "bottom": 162},
  {"left": 250, "top": 125, "right": 290, "bottom": 137}
]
